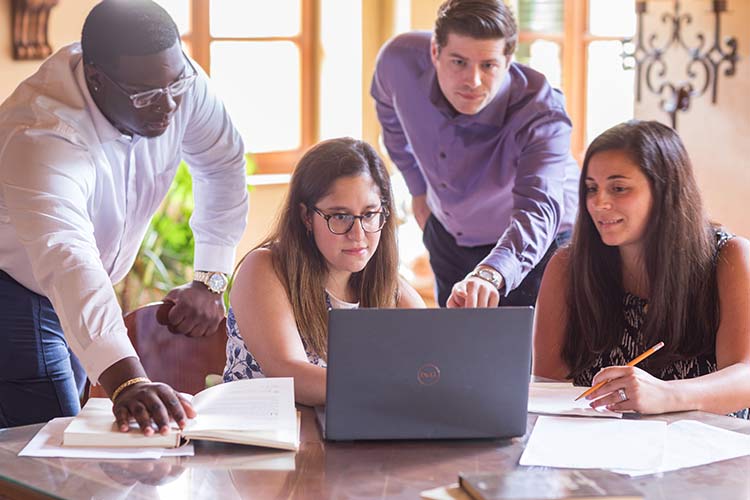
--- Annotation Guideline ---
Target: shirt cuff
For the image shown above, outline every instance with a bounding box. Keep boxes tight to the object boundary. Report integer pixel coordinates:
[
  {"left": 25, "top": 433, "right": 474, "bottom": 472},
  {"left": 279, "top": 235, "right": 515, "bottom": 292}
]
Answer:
[
  {"left": 479, "top": 249, "right": 521, "bottom": 297},
  {"left": 80, "top": 332, "right": 139, "bottom": 385},
  {"left": 194, "top": 243, "right": 237, "bottom": 275}
]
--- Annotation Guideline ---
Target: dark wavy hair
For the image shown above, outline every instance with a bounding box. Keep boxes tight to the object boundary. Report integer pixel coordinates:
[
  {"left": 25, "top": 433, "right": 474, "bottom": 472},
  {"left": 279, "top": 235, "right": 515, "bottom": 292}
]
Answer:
[
  {"left": 562, "top": 120, "right": 718, "bottom": 378},
  {"left": 242, "top": 138, "right": 399, "bottom": 360},
  {"left": 434, "top": 0, "right": 517, "bottom": 55},
  {"left": 82, "top": 0, "right": 179, "bottom": 69}
]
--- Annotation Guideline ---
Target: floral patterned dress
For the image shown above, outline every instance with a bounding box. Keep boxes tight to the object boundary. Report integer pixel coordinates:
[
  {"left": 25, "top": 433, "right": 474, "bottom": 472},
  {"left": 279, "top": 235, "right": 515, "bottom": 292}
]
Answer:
[
  {"left": 223, "top": 291, "right": 358, "bottom": 382},
  {"left": 573, "top": 230, "right": 748, "bottom": 419}
]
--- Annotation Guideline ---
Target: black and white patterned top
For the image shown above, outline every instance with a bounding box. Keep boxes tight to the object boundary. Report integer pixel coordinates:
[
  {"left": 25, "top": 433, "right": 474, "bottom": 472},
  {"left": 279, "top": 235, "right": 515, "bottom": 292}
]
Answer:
[
  {"left": 573, "top": 230, "right": 748, "bottom": 419},
  {"left": 223, "top": 291, "right": 358, "bottom": 382}
]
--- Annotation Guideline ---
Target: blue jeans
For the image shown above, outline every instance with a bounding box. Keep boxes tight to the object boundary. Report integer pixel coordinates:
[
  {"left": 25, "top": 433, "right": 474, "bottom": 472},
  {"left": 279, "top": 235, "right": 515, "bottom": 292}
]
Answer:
[{"left": 0, "top": 270, "right": 82, "bottom": 427}]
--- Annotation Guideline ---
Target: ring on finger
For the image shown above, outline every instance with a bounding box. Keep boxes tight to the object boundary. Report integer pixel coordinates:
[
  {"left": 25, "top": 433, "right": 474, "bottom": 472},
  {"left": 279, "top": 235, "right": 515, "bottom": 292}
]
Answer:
[{"left": 617, "top": 388, "right": 628, "bottom": 402}]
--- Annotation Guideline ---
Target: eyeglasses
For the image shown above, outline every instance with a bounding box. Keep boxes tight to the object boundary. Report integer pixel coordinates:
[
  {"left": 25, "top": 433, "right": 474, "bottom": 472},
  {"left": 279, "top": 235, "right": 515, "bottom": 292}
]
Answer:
[
  {"left": 312, "top": 206, "right": 389, "bottom": 235},
  {"left": 95, "top": 52, "right": 198, "bottom": 109}
]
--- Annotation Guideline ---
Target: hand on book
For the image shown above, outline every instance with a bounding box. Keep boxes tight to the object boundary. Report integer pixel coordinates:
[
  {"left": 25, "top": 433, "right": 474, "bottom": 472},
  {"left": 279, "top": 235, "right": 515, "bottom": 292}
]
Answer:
[{"left": 113, "top": 381, "right": 197, "bottom": 436}]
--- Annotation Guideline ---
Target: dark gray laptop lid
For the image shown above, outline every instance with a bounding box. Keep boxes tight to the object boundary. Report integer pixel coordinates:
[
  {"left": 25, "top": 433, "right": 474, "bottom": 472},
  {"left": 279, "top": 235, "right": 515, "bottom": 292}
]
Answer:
[{"left": 323, "top": 307, "right": 532, "bottom": 440}]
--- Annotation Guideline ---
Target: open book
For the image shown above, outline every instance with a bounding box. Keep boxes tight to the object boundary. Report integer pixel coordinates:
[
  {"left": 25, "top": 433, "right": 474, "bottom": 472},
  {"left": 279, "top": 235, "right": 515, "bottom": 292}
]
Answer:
[{"left": 63, "top": 378, "right": 299, "bottom": 451}]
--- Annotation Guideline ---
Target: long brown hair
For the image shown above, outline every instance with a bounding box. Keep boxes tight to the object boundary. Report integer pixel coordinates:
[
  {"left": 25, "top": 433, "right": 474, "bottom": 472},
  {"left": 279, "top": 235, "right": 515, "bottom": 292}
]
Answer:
[
  {"left": 240, "top": 138, "right": 399, "bottom": 361},
  {"left": 562, "top": 120, "right": 718, "bottom": 377}
]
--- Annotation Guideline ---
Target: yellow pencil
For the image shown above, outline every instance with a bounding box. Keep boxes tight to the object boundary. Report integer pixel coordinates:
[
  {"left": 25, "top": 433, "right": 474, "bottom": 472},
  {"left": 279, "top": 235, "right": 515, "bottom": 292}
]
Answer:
[{"left": 574, "top": 341, "right": 665, "bottom": 401}]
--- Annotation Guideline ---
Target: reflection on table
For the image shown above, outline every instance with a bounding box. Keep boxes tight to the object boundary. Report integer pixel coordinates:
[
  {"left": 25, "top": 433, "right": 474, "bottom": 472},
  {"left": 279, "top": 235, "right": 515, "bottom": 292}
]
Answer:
[{"left": 1, "top": 406, "right": 750, "bottom": 499}]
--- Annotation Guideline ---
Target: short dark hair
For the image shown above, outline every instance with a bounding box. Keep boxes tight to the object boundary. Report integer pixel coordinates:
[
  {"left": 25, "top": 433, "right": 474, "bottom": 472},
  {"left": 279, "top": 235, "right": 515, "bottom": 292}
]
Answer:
[
  {"left": 434, "top": 0, "right": 517, "bottom": 55},
  {"left": 81, "top": 0, "right": 179, "bottom": 69}
]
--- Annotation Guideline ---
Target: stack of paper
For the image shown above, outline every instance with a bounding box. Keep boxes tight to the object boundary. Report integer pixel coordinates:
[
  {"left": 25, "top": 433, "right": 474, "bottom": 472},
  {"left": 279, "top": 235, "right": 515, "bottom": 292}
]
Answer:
[
  {"left": 528, "top": 382, "right": 622, "bottom": 418},
  {"left": 519, "top": 415, "right": 750, "bottom": 475},
  {"left": 615, "top": 420, "right": 750, "bottom": 476},
  {"left": 18, "top": 417, "right": 194, "bottom": 459}
]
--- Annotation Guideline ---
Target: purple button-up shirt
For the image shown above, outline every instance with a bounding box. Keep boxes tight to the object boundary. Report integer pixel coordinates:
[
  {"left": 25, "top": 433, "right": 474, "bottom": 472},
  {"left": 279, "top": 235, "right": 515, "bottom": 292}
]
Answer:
[{"left": 371, "top": 31, "right": 579, "bottom": 293}]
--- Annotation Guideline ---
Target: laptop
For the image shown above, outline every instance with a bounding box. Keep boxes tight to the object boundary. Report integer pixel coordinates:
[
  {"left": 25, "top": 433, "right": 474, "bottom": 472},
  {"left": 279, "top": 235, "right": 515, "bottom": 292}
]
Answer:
[{"left": 317, "top": 307, "right": 533, "bottom": 441}]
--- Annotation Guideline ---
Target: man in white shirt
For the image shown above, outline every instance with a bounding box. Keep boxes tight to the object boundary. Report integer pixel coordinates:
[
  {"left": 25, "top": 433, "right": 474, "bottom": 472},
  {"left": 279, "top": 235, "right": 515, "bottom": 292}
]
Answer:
[{"left": 0, "top": 0, "right": 248, "bottom": 432}]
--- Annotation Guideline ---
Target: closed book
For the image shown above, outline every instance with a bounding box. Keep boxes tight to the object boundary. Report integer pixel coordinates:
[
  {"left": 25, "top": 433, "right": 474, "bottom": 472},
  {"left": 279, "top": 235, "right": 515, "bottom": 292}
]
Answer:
[
  {"left": 458, "top": 470, "right": 643, "bottom": 500},
  {"left": 63, "top": 378, "right": 299, "bottom": 451}
]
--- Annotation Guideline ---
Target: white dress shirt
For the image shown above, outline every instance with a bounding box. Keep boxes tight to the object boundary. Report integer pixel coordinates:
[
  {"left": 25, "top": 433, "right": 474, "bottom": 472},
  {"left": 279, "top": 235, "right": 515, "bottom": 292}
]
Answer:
[{"left": 0, "top": 43, "right": 249, "bottom": 383}]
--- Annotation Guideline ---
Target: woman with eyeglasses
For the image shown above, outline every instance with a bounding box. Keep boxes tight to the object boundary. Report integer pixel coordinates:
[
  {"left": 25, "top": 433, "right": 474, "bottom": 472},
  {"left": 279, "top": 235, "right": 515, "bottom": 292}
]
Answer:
[{"left": 223, "top": 138, "right": 425, "bottom": 405}]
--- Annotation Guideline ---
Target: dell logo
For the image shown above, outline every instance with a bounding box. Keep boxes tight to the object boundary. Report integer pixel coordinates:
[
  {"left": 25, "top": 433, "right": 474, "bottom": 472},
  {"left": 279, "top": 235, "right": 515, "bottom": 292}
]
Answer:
[{"left": 417, "top": 364, "right": 440, "bottom": 386}]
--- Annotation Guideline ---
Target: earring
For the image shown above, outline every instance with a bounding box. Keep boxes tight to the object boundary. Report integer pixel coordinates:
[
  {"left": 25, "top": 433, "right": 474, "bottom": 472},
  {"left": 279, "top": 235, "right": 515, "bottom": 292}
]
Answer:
[{"left": 92, "top": 84, "right": 99, "bottom": 92}]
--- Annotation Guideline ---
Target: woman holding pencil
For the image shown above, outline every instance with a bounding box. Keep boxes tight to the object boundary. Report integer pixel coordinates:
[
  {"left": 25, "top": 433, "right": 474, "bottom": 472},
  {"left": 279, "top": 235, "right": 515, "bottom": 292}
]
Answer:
[{"left": 532, "top": 120, "right": 750, "bottom": 417}]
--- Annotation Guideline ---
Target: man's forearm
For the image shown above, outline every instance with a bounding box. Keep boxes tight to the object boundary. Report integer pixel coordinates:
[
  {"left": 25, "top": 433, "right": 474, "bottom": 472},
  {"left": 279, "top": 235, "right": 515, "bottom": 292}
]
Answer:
[{"left": 98, "top": 357, "right": 149, "bottom": 397}]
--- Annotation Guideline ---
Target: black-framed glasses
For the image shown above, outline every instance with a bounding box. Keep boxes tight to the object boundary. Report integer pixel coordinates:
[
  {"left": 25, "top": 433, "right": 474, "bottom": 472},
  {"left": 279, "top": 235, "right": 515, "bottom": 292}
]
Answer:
[
  {"left": 95, "top": 52, "right": 198, "bottom": 109},
  {"left": 312, "top": 206, "right": 389, "bottom": 235}
]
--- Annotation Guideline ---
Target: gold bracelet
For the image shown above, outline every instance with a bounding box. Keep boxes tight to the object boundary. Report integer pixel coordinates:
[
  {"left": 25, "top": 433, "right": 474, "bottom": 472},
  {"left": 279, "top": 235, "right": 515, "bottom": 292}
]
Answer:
[{"left": 111, "top": 377, "right": 151, "bottom": 402}]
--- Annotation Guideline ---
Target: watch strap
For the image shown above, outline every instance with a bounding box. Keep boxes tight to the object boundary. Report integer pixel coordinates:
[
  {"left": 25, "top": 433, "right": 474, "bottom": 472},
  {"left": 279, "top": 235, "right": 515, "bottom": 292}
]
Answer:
[{"left": 468, "top": 268, "right": 503, "bottom": 290}]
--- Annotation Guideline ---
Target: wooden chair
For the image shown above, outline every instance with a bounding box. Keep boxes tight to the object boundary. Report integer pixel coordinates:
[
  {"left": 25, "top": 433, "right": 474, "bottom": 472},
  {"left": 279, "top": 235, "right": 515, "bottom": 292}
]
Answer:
[{"left": 87, "top": 301, "right": 227, "bottom": 399}]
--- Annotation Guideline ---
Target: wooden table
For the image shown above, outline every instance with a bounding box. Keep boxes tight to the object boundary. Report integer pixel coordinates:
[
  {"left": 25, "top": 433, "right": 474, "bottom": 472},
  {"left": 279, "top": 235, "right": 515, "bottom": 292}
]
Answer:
[{"left": 2, "top": 407, "right": 750, "bottom": 499}]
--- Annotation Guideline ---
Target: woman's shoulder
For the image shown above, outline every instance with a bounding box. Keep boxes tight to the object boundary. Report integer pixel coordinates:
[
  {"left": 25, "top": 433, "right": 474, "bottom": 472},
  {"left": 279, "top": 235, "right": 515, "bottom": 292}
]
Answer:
[
  {"left": 231, "top": 247, "right": 281, "bottom": 296},
  {"left": 717, "top": 234, "right": 750, "bottom": 267},
  {"left": 715, "top": 234, "right": 750, "bottom": 300}
]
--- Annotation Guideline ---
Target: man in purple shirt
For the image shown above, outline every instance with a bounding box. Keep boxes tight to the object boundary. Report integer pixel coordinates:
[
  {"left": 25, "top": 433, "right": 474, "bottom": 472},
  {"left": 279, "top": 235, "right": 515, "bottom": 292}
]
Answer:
[{"left": 371, "top": 0, "right": 578, "bottom": 308}]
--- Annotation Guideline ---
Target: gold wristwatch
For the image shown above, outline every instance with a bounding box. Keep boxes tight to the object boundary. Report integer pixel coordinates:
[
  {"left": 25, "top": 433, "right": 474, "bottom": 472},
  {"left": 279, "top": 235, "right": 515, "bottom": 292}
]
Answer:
[
  {"left": 468, "top": 267, "right": 503, "bottom": 290},
  {"left": 194, "top": 270, "right": 229, "bottom": 294}
]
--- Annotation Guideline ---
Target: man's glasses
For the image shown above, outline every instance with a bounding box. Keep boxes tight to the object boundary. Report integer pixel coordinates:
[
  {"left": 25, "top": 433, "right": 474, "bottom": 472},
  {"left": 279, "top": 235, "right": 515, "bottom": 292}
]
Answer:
[
  {"left": 96, "top": 52, "right": 198, "bottom": 109},
  {"left": 312, "top": 206, "right": 389, "bottom": 235}
]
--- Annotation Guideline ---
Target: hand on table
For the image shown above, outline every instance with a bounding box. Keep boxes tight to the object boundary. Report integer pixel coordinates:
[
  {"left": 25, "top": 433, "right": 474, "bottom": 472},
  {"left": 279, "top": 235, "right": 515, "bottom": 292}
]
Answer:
[{"left": 586, "top": 365, "right": 673, "bottom": 414}]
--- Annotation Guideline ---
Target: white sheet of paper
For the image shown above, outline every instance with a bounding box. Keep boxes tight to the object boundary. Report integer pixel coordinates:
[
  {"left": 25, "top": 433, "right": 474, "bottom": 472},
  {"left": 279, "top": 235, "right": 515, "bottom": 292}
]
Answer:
[
  {"left": 520, "top": 416, "right": 666, "bottom": 470},
  {"left": 613, "top": 420, "right": 750, "bottom": 476},
  {"left": 528, "top": 382, "right": 622, "bottom": 418},
  {"left": 19, "top": 417, "right": 194, "bottom": 459}
]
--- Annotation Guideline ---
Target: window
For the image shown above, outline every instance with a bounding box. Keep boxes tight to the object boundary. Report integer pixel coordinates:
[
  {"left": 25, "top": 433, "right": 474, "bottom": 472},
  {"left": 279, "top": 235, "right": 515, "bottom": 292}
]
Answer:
[
  {"left": 155, "top": 0, "right": 319, "bottom": 174},
  {"left": 511, "top": 0, "right": 636, "bottom": 159}
]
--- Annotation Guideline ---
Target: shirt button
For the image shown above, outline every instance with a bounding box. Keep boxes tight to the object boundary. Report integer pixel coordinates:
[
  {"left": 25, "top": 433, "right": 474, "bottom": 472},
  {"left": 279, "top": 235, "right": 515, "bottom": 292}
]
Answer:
[
  {"left": 444, "top": 212, "right": 451, "bottom": 217},
  {"left": 439, "top": 152, "right": 447, "bottom": 159},
  {"left": 456, "top": 231, "right": 463, "bottom": 237},
  {"left": 440, "top": 182, "right": 448, "bottom": 189}
]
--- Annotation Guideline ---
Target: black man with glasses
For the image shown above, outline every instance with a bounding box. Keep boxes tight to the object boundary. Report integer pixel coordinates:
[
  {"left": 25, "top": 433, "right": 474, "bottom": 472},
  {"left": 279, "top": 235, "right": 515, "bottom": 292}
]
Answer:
[{"left": 0, "top": 0, "right": 247, "bottom": 431}]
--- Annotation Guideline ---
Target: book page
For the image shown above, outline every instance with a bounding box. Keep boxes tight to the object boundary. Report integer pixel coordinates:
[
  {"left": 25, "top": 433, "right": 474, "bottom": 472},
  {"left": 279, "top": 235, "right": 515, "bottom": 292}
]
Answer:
[
  {"left": 187, "top": 378, "right": 296, "bottom": 433},
  {"left": 528, "top": 382, "right": 622, "bottom": 418},
  {"left": 520, "top": 415, "right": 666, "bottom": 471}
]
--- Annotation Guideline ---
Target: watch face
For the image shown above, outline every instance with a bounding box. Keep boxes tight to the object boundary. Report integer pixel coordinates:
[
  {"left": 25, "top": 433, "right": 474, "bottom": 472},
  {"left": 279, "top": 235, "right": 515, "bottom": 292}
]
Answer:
[
  {"left": 207, "top": 273, "right": 228, "bottom": 292},
  {"left": 475, "top": 269, "right": 499, "bottom": 288}
]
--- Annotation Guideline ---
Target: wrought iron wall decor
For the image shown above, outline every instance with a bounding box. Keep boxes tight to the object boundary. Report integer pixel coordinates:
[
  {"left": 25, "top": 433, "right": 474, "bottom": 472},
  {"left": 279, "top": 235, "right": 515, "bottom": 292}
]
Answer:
[
  {"left": 11, "top": 0, "right": 60, "bottom": 60},
  {"left": 623, "top": 0, "right": 739, "bottom": 129}
]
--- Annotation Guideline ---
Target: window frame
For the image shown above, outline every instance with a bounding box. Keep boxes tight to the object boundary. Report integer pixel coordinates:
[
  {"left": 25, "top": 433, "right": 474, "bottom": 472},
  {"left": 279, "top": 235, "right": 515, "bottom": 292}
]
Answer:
[
  {"left": 178, "top": 0, "right": 319, "bottom": 174},
  {"left": 518, "top": 0, "right": 630, "bottom": 161}
]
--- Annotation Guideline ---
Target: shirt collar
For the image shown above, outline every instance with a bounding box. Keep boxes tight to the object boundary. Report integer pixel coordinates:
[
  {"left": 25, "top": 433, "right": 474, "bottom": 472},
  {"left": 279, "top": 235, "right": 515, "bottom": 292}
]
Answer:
[
  {"left": 421, "top": 63, "right": 512, "bottom": 128},
  {"left": 74, "top": 58, "right": 131, "bottom": 144}
]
